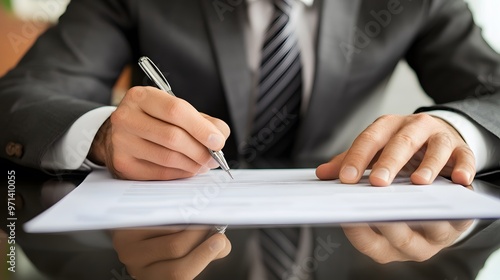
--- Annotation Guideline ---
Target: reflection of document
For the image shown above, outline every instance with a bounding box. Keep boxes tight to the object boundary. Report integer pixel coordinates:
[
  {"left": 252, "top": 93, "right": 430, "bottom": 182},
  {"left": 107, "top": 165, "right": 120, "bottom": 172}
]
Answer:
[{"left": 25, "top": 169, "right": 500, "bottom": 233}]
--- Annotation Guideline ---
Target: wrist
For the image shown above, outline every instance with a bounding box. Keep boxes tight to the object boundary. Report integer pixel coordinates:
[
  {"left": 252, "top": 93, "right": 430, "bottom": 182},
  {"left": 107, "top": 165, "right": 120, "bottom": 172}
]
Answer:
[{"left": 88, "top": 118, "right": 110, "bottom": 166}]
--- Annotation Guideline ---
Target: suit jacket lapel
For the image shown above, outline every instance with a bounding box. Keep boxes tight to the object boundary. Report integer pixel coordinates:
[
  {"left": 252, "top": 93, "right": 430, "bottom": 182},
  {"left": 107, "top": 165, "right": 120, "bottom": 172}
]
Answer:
[
  {"left": 295, "top": 0, "right": 361, "bottom": 160},
  {"left": 202, "top": 1, "right": 252, "bottom": 145}
]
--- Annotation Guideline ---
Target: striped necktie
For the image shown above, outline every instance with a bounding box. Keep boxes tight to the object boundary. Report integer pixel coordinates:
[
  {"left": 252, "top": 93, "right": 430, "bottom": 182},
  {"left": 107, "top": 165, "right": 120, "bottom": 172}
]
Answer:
[
  {"left": 259, "top": 227, "right": 301, "bottom": 280},
  {"left": 246, "top": 0, "right": 303, "bottom": 161},
  {"left": 256, "top": 2, "right": 302, "bottom": 279}
]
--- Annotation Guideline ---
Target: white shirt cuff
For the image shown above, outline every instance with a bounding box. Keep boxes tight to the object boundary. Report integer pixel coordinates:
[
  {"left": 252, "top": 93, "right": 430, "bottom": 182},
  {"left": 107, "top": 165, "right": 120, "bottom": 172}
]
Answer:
[
  {"left": 41, "top": 106, "right": 116, "bottom": 171},
  {"left": 426, "top": 110, "right": 500, "bottom": 172}
]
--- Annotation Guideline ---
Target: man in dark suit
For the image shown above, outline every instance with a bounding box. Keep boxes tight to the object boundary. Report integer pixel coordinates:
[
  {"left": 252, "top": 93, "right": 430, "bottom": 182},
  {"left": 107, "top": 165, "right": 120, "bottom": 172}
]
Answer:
[{"left": 1, "top": 0, "right": 500, "bottom": 279}]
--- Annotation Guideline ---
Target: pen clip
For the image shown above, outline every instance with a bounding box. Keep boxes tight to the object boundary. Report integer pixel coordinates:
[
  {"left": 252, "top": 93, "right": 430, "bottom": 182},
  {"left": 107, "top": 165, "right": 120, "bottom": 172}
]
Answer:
[{"left": 138, "top": 56, "right": 174, "bottom": 95}]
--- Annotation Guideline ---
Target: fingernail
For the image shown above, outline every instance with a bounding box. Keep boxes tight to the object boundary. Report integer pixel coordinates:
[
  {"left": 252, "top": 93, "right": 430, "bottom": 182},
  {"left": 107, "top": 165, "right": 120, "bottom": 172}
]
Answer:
[
  {"left": 207, "top": 158, "right": 220, "bottom": 169},
  {"left": 208, "top": 134, "right": 224, "bottom": 149},
  {"left": 341, "top": 165, "right": 358, "bottom": 181},
  {"left": 415, "top": 168, "right": 433, "bottom": 182},
  {"left": 197, "top": 166, "right": 210, "bottom": 175},
  {"left": 209, "top": 238, "right": 225, "bottom": 252},
  {"left": 371, "top": 168, "right": 390, "bottom": 183}
]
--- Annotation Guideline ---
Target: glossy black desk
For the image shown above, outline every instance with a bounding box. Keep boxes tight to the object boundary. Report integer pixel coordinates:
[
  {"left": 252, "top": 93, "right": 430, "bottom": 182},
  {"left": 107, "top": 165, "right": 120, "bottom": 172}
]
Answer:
[{"left": 2, "top": 161, "right": 500, "bottom": 280}]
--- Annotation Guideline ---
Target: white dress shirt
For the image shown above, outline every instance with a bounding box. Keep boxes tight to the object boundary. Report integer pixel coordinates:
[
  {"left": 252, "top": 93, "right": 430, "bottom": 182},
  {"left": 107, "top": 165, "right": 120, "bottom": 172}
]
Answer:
[{"left": 41, "top": 0, "right": 499, "bottom": 278}]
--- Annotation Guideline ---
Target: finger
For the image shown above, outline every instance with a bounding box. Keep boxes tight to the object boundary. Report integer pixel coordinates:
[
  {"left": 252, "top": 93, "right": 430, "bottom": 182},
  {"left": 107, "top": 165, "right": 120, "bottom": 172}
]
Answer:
[
  {"left": 201, "top": 113, "right": 231, "bottom": 139},
  {"left": 142, "top": 233, "right": 230, "bottom": 280},
  {"left": 128, "top": 87, "right": 226, "bottom": 151},
  {"left": 410, "top": 133, "right": 454, "bottom": 185},
  {"left": 449, "top": 220, "right": 474, "bottom": 232},
  {"left": 342, "top": 223, "right": 400, "bottom": 264},
  {"left": 450, "top": 145, "right": 476, "bottom": 186},
  {"left": 214, "top": 235, "right": 232, "bottom": 260},
  {"left": 370, "top": 119, "right": 433, "bottom": 186},
  {"left": 415, "top": 221, "right": 459, "bottom": 246},
  {"left": 112, "top": 107, "right": 215, "bottom": 167},
  {"left": 112, "top": 227, "right": 187, "bottom": 244},
  {"left": 376, "top": 223, "right": 437, "bottom": 262},
  {"left": 115, "top": 133, "right": 208, "bottom": 174},
  {"left": 339, "top": 115, "right": 404, "bottom": 184},
  {"left": 111, "top": 155, "right": 194, "bottom": 180},
  {"left": 116, "top": 229, "right": 211, "bottom": 267},
  {"left": 316, "top": 151, "right": 347, "bottom": 180}
]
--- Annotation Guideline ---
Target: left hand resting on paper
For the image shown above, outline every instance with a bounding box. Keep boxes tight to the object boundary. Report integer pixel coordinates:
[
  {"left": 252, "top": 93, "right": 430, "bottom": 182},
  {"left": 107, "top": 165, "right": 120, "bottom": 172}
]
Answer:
[
  {"left": 316, "top": 113, "right": 476, "bottom": 186},
  {"left": 342, "top": 220, "right": 473, "bottom": 263}
]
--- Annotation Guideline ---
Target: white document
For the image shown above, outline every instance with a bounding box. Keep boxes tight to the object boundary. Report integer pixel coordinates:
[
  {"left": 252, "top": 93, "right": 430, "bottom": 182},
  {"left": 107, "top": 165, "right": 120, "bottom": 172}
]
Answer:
[{"left": 24, "top": 169, "right": 500, "bottom": 233}]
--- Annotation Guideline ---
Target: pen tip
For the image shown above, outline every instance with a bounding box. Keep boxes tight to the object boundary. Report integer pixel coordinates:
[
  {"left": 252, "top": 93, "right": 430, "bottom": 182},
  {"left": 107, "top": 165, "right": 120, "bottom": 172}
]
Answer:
[{"left": 227, "top": 170, "right": 234, "bottom": 180}]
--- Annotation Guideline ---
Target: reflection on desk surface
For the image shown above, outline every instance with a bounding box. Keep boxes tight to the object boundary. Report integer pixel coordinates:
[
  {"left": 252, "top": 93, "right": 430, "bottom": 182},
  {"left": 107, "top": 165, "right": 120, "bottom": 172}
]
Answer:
[{"left": 2, "top": 164, "right": 500, "bottom": 280}]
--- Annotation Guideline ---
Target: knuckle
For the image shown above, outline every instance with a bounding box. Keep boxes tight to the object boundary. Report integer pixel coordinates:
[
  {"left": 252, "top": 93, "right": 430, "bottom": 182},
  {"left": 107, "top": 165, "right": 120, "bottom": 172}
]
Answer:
[
  {"left": 429, "top": 231, "right": 452, "bottom": 245},
  {"left": 420, "top": 152, "right": 443, "bottom": 167},
  {"left": 160, "top": 150, "right": 175, "bottom": 165},
  {"left": 165, "top": 98, "right": 189, "bottom": 120},
  {"left": 112, "top": 156, "right": 130, "bottom": 175},
  {"left": 358, "top": 130, "right": 382, "bottom": 145},
  {"left": 394, "top": 235, "right": 414, "bottom": 250},
  {"left": 421, "top": 157, "right": 442, "bottom": 170},
  {"left": 430, "top": 133, "right": 454, "bottom": 150},
  {"left": 162, "top": 129, "right": 182, "bottom": 148},
  {"left": 165, "top": 237, "right": 189, "bottom": 259},
  {"left": 110, "top": 108, "right": 129, "bottom": 126},
  {"left": 412, "top": 113, "right": 433, "bottom": 123},
  {"left": 453, "top": 221, "right": 472, "bottom": 232},
  {"left": 126, "top": 86, "right": 146, "bottom": 103},
  {"left": 456, "top": 146, "right": 476, "bottom": 169},
  {"left": 375, "top": 114, "right": 398, "bottom": 123},
  {"left": 457, "top": 145, "right": 475, "bottom": 159},
  {"left": 393, "top": 133, "right": 417, "bottom": 149}
]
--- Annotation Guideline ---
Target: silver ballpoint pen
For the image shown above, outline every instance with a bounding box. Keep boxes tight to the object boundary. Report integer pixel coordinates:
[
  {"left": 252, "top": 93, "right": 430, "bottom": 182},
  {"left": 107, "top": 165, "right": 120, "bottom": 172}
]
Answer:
[{"left": 138, "top": 56, "right": 234, "bottom": 180}]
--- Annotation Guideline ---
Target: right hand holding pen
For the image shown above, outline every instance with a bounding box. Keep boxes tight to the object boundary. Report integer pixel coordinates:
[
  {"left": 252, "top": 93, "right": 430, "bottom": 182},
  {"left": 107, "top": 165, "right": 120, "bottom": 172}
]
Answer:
[
  {"left": 89, "top": 86, "right": 231, "bottom": 180},
  {"left": 112, "top": 227, "right": 231, "bottom": 280}
]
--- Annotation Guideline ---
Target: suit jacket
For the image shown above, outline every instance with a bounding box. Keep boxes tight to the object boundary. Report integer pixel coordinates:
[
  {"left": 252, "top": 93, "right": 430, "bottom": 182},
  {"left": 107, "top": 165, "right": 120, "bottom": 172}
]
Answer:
[
  {"left": 1, "top": 0, "right": 499, "bottom": 169},
  {"left": 1, "top": 0, "right": 500, "bottom": 279}
]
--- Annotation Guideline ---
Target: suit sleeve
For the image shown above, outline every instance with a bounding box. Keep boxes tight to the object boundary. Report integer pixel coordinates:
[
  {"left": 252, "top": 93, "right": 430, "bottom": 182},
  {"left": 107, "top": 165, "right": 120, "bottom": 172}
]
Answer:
[
  {"left": 406, "top": 0, "right": 500, "bottom": 143},
  {"left": 0, "top": 0, "right": 136, "bottom": 170}
]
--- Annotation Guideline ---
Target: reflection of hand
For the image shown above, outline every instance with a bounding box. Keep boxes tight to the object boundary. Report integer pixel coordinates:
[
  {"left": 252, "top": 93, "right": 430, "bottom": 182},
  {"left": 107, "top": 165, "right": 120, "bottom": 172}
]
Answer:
[
  {"left": 112, "top": 227, "right": 231, "bottom": 279},
  {"left": 89, "top": 86, "right": 231, "bottom": 180},
  {"left": 342, "top": 220, "right": 473, "bottom": 263},
  {"left": 316, "top": 114, "right": 475, "bottom": 186}
]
